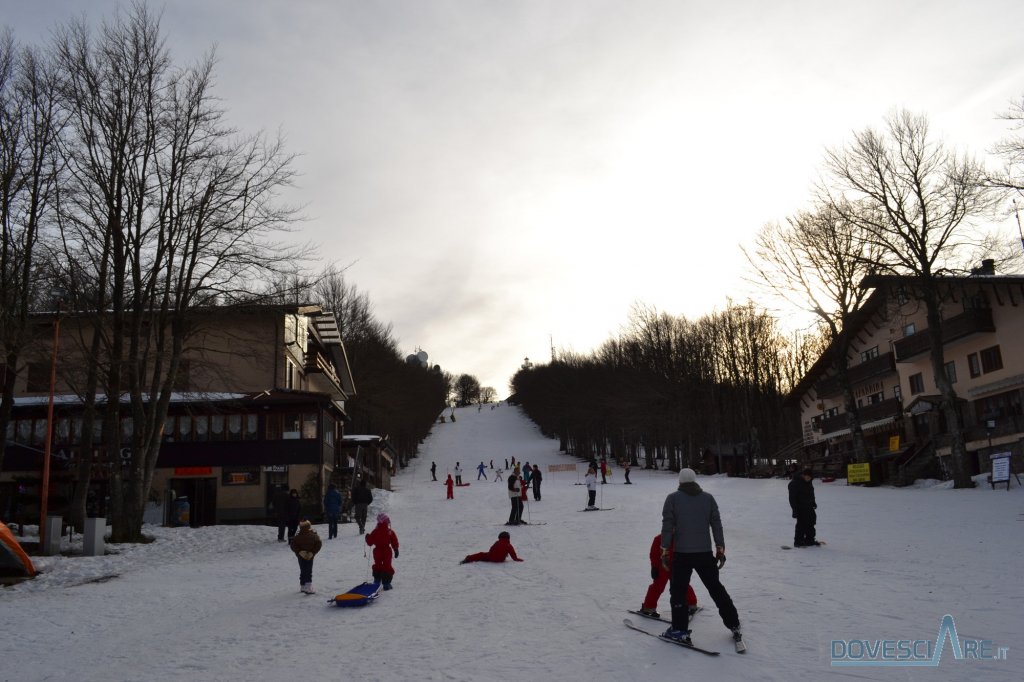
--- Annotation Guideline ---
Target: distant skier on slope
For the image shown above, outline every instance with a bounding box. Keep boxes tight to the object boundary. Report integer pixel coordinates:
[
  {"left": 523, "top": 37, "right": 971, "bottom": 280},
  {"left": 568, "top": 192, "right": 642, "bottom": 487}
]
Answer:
[
  {"left": 788, "top": 468, "right": 820, "bottom": 547},
  {"left": 460, "top": 531, "right": 524, "bottom": 564},
  {"left": 585, "top": 466, "right": 598, "bottom": 509}
]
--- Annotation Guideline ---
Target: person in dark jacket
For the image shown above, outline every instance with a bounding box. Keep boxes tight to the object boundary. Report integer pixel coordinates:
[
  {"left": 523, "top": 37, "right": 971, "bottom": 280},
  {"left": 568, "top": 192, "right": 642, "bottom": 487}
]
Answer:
[
  {"left": 272, "top": 486, "right": 289, "bottom": 542},
  {"left": 507, "top": 472, "right": 523, "bottom": 525},
  {"left": 531, "top": 464, "right": 543, "bottom": 501},
  {"left": 351, "top": 478, "right": 373, "bottom": 535},
  {"left": 460, "top": 531, "right": 524, "bottom": 563},
  {"left": 661, "top": 468, "right": 741, "bottom": 646},
  {"left": 788, "top": 468, "right": 819, "bottom": 547},
  {"left": 323, "top": 484, "right": 343, "bottom": 539},
  {"left": 285, "top": 489, "right": 302, "bottom": 540},
  {"left": 289, "top": 519, "right": 323, "bottom": 593},
  {"left": 431, "top": 461, "right": 437, "bottom": 481}
]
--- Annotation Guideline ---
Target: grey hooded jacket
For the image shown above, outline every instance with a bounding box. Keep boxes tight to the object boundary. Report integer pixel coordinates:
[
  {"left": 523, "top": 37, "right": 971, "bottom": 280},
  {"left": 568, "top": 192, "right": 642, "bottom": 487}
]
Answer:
[{"left": 660, "top": 482, "right": 724, "bottom": 554}]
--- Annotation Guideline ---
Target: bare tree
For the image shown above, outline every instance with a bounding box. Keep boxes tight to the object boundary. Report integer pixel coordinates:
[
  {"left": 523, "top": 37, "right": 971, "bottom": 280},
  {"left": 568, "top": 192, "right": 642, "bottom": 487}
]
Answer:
[
  {"left": 823, "top": 110, "right": 999, "bottom": 487},
  {"left": 54, "top": 4, "right": 303, "bottom": 539},
  {"left": 745, "top": 203, "right": 881, "bottom": 461},
  {"left": 0, "top": 31, "right": 64, "bottom": 474}
]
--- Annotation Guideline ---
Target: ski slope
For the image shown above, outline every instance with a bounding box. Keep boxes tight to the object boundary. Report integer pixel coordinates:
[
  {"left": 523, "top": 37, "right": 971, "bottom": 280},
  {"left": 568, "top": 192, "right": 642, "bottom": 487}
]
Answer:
[{"left": 2, "top": 404, "right": 1021, "bottom": 681}]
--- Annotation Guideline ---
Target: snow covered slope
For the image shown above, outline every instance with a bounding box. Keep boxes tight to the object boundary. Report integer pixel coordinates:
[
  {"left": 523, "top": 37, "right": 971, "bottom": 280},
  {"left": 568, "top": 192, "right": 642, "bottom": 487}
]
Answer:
[{"left": 2, "top": 404, "right": 1021, "bottom": 681}]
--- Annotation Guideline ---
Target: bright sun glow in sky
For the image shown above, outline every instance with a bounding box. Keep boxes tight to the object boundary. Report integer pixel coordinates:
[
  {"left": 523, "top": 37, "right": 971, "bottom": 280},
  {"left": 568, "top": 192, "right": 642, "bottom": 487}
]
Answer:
[{"left": 6, "top": 0, "right": 1024, "bottom": 392}]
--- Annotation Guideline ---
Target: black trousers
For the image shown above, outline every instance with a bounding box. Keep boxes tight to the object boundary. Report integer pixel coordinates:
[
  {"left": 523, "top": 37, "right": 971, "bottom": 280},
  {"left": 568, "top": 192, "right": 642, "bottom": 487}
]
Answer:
[
  {"left": 587, "top": 490, "right": 596, "bottom": 507},
  {"left": 794, "top": 509, "right": 816, "bottom": 545},
  {"left": 297, "top": 557, "right": 313, "bottom": 585},
  {"left": 669, "top": 551, "right": 739, "bottom": 631},
  {"left": 508, "top": 497, "right": 523, "bottom": 524}
]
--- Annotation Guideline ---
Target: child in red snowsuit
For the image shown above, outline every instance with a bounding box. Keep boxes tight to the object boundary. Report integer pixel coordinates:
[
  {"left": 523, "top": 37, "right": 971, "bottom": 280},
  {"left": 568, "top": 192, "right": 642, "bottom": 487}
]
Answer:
[
  {"left": 445, "top": 474, "right": 455, "bottom": 500},
  {"left": 365, "top": 513, "right": 400, "bottom": 590},
  {"left": 460, "top": 531, "right": 524, "bottom": 563},
  {"left": 640, "top": 535, "right": 697, "bottom": 618}
]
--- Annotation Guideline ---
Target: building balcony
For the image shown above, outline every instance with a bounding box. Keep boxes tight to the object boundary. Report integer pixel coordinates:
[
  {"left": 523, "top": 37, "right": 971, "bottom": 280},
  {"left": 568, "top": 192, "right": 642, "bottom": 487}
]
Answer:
[
  {"left": 814, "top": 352, "right": 896, "bottom": 398},
  {"left": 893, "top": 308, "right": 995, "bottom": 361},
  {"left": 816, "top": 397, "right": 903, "bottom": 435}
]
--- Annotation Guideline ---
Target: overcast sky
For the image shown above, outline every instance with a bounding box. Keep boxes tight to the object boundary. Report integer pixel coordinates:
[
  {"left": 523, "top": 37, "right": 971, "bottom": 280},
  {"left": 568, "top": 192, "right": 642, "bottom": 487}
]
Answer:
[{"left": 5, "top": 1, "right": 1024, "bottom": 393}]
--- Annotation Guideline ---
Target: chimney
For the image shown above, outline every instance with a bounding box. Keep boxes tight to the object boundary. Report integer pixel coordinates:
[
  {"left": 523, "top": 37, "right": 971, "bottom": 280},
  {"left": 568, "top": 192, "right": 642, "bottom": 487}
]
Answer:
[{"left": 972, "top": 259, "right": 996, "bottom": 276}]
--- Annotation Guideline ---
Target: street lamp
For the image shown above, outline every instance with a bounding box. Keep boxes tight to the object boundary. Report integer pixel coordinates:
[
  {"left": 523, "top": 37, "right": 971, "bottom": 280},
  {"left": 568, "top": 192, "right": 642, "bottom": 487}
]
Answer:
[{"left": 39, "top": 301, "right": 61, "bottom": 551}]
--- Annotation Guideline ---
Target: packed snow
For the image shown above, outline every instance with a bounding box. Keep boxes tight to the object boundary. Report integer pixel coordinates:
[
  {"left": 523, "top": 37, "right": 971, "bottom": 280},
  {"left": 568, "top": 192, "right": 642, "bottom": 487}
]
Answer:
[{"left": 2, "top": 404, "right": 1022, "bottom": 681}]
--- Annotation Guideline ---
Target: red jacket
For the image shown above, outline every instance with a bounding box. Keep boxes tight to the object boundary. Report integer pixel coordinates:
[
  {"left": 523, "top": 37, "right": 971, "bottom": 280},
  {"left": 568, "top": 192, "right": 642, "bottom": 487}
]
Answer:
[
  {"left": 366, "top": 523, "right": 399, "bottom": 574},
  {"left": 465, "top": 538, "right": 522, "bottom": 563}
]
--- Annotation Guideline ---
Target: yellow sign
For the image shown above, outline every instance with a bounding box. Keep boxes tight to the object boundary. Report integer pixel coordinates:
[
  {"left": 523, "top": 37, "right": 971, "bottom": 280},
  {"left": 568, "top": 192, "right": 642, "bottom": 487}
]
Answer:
[
  {"left": 889, "top": 435, "right": 901, "bottom": 452},
  {"left": 847, "top": 463, "right": 871, "bottom": 484}
]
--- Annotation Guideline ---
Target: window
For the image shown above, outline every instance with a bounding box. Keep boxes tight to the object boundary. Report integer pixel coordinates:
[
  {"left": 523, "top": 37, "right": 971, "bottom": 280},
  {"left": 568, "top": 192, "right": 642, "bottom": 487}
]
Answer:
[
  {"left": 283, "top": 413, "right": 301, "bottom": 439},
  {"left": 893, "top": 385, "right": 902, "bottom": 402},
  {"left": 193, "top": 415, "right": 209, "bottom": 442},
  {"left": 903, "top": 323, "right": 916, "bottom": 337},
  {"left": 31, "top": 420, "right": 46, "bottom": 446},
  {"left": 860, "top": 346, "right": 879, "bottom": 363},
  {"left": 173, "top": 360, "right": 190, "bottom": 391},
  {"left": 26, "top": 362, "right": 49, "bottom": 392},
  {"left": 967, "top": 353, "right": 981, "bottom": 378},
  {"left": 943, "top": 361, "right": 957, "bottom": 385},
  {"left": 244, "top": 414, "right": 258, "bottom": 441},
  {"left": 909, "top": 373, "right": 925, "bottom": 395},
  {"left": 163, "top": 417, "right": 175, "bottom": 442},
  {"left": 265, "top": 414, "right": 282, "bottom": 440},
  {"left": 286, "top": 361, "right": 295, "bottom": 390},
  {"left": 866, "top": 391, "right": 885, "bottom": 405},
  {"left": 228, "top": 414, "right": 242, "bottom": 441},
  {"left": 980, "top": 346, "right": 1003, "bottom": 374},
  {"left": 301, "top": 413, "right": 317, "bottom": 439}
]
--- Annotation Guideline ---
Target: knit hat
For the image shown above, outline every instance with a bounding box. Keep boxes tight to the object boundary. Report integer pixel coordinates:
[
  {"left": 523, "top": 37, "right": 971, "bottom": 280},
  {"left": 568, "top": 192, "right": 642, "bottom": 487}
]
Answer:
[
  {"left": 498, "top": 531, "right": 511, "bottom": 540},
  {"left": 678, "top": 468, "right": 697, "bottom": 484},
  {"left": 299, "top": 519, "right": 312, "bottom": 530},
  {"left": 377, "top": 513, "right": 390, "bottom": 525}
]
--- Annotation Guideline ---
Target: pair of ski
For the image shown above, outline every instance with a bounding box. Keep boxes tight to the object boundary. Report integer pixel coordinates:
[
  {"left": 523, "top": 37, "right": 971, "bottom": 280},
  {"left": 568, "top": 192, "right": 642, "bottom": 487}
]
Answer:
[
  {"left": 624, "top": 609, "right": 745, "bottom": 655},
  {"left": 780, "top": 539, "right": 827, "bottom": 550},
  {"left": 578, "top": 507, "right": 614, "bottom": 512}
]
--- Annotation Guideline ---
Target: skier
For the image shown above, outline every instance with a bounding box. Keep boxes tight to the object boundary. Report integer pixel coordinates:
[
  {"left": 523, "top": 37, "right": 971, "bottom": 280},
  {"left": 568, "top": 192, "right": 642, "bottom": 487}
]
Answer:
[
  {"left": 431, "top": 461, "right": 437, "bottom": 482},
  {"left": 351, "top": 478, "right": 373, "bottom": 535},
  {"left": 531, "top": 464, "right": 543, "bottom": 501},
  {"left": 788, "top": 468, "right": 819, "bottom": 547},
  {"left": 454, "top": 462, "right": 463, "bottom": 486},
  {"left": 522, "top": 462, "right": 532, "bottom": 485},
  {"left": 289, "top": 519, "right": 322, "bottom": 594},
  {"left": 477, "top": 462, "right": 487, "bottom": 480},
  {"left": 493, "top": 468, "right": 504, "bottom": 482},
  {"left": 507, "top": 471, "right": 523, "bottom": 525},
  {"left": 460, "top": 531, "right": 524, "bottom": 564},
  {"left": 639, "top": 535, "right": 698, "bottom": 618},
  {"left": 446, "top": 473, "right": 455, "bottom": 500},
  {"left": 585, "top": 466, "right": 598, "bottom": 509},
  {"left": 323, "top": 483, "right": 342, "bottom": 540},
  {"left": 600, "top": 458, "right": 609, "bottom": 484},
  {"left": 365, "top": 513, "right": 400, "bottom": 590},
  {"left": 660, "top": 468, "right": 741, "bottom": 648}
]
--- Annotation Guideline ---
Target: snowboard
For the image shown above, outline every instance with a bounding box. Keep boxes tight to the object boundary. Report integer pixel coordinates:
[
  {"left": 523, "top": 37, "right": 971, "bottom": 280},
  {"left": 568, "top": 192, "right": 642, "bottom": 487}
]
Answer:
[
  {"left": 781, "top": 540, "right": 827, "bottom": 550},
  {"left": 622, "top": 618, "right": 720, "bottom": 656}
]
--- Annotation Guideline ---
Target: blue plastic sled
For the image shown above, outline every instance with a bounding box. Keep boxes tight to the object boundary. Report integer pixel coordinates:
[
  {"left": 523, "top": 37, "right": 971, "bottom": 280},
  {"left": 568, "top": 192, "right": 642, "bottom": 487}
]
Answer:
[{"left": 329, "top": 581, "right": 381, "bottom": 607}]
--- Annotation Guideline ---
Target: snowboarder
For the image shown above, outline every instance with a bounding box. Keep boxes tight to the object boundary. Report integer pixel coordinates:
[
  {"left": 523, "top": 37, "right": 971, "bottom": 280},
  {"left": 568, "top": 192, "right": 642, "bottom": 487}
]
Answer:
[
  {"left": 460, "top": 531, "right": 524, "bottom": 564},
  {"left": 323, "top": 483, "right": 342, "bottom": 539},
  {"left": 289, "top": 519, "right": 322, "bottom": 594},
  {"left": 446, "top": 474, "right": 455, "bottom": 500},
  {"left": 365, "top": 513, "right": 399, "bottom": 590},
  {"left": 477, "top": 462, "right": 487, "bottom": 480},
  {"left": 531, "top": 464, "right": 543, "bottom": 501},
  {"left": 507, "top": 471, "right": 523, "bottom": 525},
  {"left": 640, "top": 535, "right": 697, "bottom": 618},
  {"left": 585, "top": 466, "right": 598, "bottom": 509},
  {"left": 788, "top": 468, "right": 819, "bottom": 547},
  {"left": 660, "top": 468, "right": 741, "bottom": 647},
  {"left": 454, "top": 462, "right": 463, "bottom": 486},
  {"left": 431, "top": 461, "right": 437, "bottom": 481},
  {"left": 351, "top": 478, "right": 373, "bottom": 535}
]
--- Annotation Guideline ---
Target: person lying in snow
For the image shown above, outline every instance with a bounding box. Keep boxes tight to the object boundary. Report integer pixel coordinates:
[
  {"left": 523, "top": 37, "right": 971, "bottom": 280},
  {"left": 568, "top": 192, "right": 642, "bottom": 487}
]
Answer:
[{"left": 460, "top": 531, "right": 524, "bottom": 564}]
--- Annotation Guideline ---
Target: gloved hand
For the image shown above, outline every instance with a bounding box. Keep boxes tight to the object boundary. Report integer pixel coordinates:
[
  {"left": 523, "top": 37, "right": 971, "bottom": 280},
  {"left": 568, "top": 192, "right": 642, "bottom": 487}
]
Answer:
[
  {"left": 394, "top": 549, "right": 399, "bottom": 558},
  {"left": 651, "top": 566, "right": 659, "bottom": 580},
  {"left": 715, "top": 546, "right": 726, "bottom": 569},
  {"left": 514, "top": 558, "right": 524, "bottom": 562},
  {"left": 660, "top": 550, "right": 670, "bottom": 572}
]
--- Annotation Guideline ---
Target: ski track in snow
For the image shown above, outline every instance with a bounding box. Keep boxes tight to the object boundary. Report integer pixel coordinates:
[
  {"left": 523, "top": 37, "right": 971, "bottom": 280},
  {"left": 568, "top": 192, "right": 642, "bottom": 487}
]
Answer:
[{"left": 3, "top": 404, "right": 1023, "bottom": 681}]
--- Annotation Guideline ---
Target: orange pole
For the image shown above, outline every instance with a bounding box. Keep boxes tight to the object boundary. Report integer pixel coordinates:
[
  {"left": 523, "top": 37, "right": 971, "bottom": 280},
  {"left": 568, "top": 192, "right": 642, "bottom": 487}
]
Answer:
[{"left": 39, "top": 304, "right": 61, "bottom": 549}]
